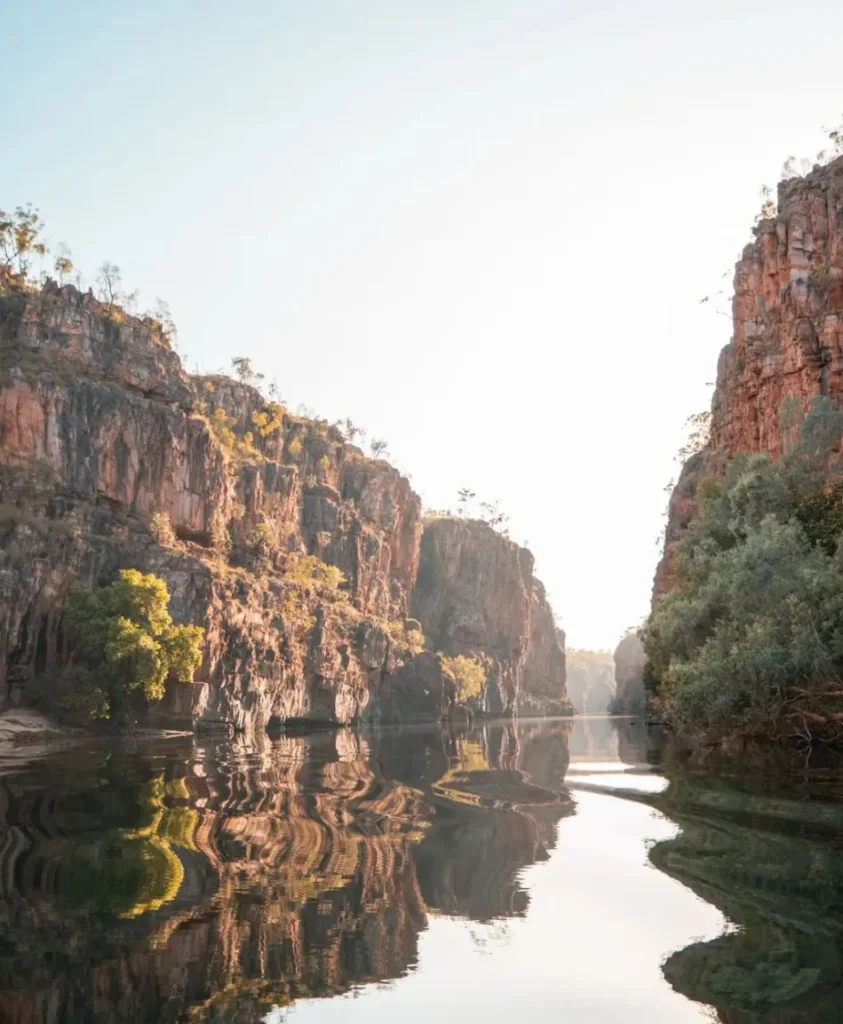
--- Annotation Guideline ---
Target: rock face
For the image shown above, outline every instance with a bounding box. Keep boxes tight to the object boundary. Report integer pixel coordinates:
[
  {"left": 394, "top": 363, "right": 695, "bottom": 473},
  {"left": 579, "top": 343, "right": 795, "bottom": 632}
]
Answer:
[
  {"left": 613, "top": 633, "right": 647, "bottom": 714},
  {"left": 412, "top": 518, "right": 571, "bottom": 715},
  {"left": 0, "top": 280, "right": 568, "bottom": 730},
  {"left": 565, "top": 649, "right": 615, "bottom": 714},
  {"left": 656, "top": 157, "right": 843, "bottom": 596}
]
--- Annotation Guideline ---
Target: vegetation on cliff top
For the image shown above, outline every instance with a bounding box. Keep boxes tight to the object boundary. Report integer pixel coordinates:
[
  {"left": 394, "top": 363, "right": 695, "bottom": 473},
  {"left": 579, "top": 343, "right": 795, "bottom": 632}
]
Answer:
[
  {"left": 34, "top": 570, "right": 204, "bottom": 723},
  {"left": 644, "top": 399, "right": 843, "bottom": 744}
]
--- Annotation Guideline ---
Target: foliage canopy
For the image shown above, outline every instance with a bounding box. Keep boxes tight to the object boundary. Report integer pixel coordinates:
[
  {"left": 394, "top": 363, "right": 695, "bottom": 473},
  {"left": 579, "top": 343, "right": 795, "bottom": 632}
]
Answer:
[
  {"left": 442, "top": 654, "right": 487, "bottom": 705},
  {"left": 644, "top": 399, "right": 843, "bottom": 741},
  {"left": 43, "top": 570, "right": 204, "bottom": 723}
]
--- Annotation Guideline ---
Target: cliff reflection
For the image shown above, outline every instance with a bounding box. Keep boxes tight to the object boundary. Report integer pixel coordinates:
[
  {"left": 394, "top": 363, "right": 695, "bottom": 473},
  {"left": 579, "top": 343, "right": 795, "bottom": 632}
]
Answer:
[
  {"left": 0, "top": 719, "right": 573, "bottom": 1023},
  {"left": 645, "top": 758, "right": 843, "bottom": 1022}
]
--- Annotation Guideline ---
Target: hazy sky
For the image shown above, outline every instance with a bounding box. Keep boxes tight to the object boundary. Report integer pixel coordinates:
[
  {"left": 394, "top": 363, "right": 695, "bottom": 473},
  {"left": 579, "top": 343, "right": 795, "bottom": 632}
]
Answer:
[{"left": 5, "top": 0, "right": 843, "bottom": 648}]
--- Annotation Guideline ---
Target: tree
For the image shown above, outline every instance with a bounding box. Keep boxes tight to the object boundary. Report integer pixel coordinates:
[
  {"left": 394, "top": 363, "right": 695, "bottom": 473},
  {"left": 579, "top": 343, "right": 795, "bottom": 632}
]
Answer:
[
  {"left": 370, "top": 438, "right": 389, "bottom": 459},
  {"left": 46, "top": 569, "right": 204, "bottom": 723},
  {"left": 479, "top": 499, "right": 508, "bottom": 530},
  {"left": 756, "top": 185, "right": 776, "bottom": 224},
  {"left": 816, "top": 114, "right": 843, "bottom": 165},
  {"left": 341, "top": 418, "right": 361, "bottom": 442},
  {"left": 676, "top": 411, "right": 712, "bottom": 463},
  {"left": 441, "top": 654, "right": 487, "bottom": 704},
  {"left": 53, "top": 243, "right": 74, "bottom": 285},
  {"left": 96, "top": 261, "right": 122, "bottom": 307},
  {"left": 643, "top": 399, "right": 843, "bottom": 742},
  {"left": 457, "top": 488, "right": 476, "bottom": 515},
  {"left": 0, "top": 204, "right": 47, "bottom": 279},
  {"left": 781, "top": 155, "right": 812, "bottom": 180},
  {"left": 150, "top": 298, "right": 177, "bottom": 344},
  {"left": 231, "top": 356, "right": 264, "bottom": 387}
]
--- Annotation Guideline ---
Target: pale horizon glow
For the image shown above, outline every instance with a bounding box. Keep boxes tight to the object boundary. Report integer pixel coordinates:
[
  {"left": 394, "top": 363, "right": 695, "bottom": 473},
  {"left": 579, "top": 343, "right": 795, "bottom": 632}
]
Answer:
[{"left": 5, "top": 0, "right": 843, "bottom": 647}]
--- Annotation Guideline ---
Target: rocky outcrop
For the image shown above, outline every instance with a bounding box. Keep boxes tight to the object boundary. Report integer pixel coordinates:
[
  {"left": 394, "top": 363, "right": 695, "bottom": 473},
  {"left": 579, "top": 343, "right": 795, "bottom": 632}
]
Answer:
[
  {"left": 411, "top": 517, "right": 571, "bottom": 715},
  {"left": 0, "top": 280, "right": 568, "bottom": 730},
  {"left": 613, "top": 633, "right": 647, "bottom": 714},
  {"left": 656, "top": 157, "right": 843, "bottom": 596}
]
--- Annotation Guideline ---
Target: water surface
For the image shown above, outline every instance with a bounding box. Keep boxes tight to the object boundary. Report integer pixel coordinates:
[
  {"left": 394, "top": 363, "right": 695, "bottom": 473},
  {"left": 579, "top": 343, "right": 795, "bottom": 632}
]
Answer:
[{"left": 2, "top": 716, "right": 843, "bottom": 1022}]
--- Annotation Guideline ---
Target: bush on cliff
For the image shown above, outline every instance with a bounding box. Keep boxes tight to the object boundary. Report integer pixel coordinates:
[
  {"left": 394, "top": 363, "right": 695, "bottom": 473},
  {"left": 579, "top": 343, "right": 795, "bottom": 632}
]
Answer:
[
  {"left": 644, "top": 401, "right": 843, "bottom": 741},
  {"left": 35, "top": 570, "right": 204, "bottom": 723},
  {"left": 441, "top": 654, "right": 487, "bottom": 705}
]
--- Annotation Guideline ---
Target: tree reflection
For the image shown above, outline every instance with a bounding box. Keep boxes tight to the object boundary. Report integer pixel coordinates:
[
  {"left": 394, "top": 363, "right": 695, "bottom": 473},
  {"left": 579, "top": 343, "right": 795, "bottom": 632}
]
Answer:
[{"left": 649, "top": 762, "right": 843, "bottom": 1023}]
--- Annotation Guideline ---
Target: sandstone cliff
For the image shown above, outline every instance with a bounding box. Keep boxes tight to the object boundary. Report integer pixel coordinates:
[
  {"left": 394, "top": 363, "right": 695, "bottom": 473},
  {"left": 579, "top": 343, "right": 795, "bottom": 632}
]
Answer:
[
  {"left": 412, "top": 517, "right": 571, "bottom": 716},
  {"left": 0, "top": 279, "right": 568, "bottom": 729},
  {"left": 613, "top": 633, "right": 647, "bottom": 714},
  {"left": 656, "top": 156, "right": 843, "bottom": 596}
]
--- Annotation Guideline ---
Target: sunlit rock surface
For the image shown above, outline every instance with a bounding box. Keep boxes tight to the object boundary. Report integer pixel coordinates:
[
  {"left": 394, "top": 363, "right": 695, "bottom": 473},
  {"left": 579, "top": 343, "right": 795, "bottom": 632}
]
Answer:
[
  {"left": 0, "top": 281, "right": 568, "bottom": 730},
  {"left": 656, "top": 157, "right": 843, "bottom": 596}
]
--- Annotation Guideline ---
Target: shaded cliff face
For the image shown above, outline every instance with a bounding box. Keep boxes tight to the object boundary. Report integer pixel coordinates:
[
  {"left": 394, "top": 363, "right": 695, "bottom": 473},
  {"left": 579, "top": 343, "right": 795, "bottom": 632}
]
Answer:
[
  {"left": 0, "top": 282, "right": 423, "bottom": 729},
  {"left": 656, "top": 158, "right": 843, "bottom": 596},
  {"left": 613, "top": 634, "right": 646, "bottom": 714},
  {"left": 411, "top": 517, "right": 570, "bottom": 715},
  {"left": 0, "top": 720, "right": 573, "bottom": 1022}
]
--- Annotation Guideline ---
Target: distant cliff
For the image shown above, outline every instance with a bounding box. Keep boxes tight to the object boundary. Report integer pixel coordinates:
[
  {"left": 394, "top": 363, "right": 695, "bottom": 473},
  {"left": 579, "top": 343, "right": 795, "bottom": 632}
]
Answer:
[
  {"left": 565, "top": 649, "right": 615, "bottom": 714},
  {"left": 412, "top": 517, "right": 571, "bottom": 716},
  {"left": 656, "top": 157, "right": 843, "bottom": 596},
  {"left": 613, "top": 633, "right": 646, "bottom": 714},
  {"left": 0, "top": 278, "right": 569, "bottom": 730}
]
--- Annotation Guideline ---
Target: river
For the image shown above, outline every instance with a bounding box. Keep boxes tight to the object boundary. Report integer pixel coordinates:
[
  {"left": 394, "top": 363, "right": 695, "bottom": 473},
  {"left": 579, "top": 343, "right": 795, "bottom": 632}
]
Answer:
[{"left": 1, "top": 715, "right": 842, "bottom": 1022}]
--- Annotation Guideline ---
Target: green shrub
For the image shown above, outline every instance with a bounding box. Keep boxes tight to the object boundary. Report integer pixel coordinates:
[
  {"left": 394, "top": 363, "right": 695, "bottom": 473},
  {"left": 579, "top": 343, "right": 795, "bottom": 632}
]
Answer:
[
  {"left": 386, "top": 620, "right": 426, "bottom": 656},
  {"left": 251, "top": 403, "right": 285, "bottom": 437},
  {"left": 644, "top": 401, "right": 843, "bottom": 740},
  {"left": 37, "top": 569, "right": 204, "bottom": 723},
  {"left": 285, "top": 554, "right": 345, "bottom": 593},
  {"left": 441, "top": 654, "right": 486, "bottom": 704},
  {"left": 405, "top": 627, "right": 426, "bottom": 655},
  {"left": 149, "top": 511, "right": 176, "bottom": 546},
  {"left": 209, "top": 407, "right": 236, "bottom": 450}
]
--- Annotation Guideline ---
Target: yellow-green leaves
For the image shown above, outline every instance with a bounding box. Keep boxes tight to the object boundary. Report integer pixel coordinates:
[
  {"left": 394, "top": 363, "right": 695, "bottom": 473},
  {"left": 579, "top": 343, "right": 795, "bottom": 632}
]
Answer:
[
  {"left": 441, "top": 655, "right": 486, "bottom": 704},
  {"left": 63, "top": 570, "right": 204, "bottom": 720}
]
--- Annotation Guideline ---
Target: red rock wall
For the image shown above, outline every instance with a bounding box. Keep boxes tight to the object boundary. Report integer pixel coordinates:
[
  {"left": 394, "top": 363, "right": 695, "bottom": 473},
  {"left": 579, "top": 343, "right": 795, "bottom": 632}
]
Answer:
[
  {"left": 0, "top": 283, "right": 422, "bottom": 727},
  {"left": 0, "top": 280, "right": 567, "bottom": 728},
  {"left": 655, "top": 157, "right": 843, "bottom": 597}
]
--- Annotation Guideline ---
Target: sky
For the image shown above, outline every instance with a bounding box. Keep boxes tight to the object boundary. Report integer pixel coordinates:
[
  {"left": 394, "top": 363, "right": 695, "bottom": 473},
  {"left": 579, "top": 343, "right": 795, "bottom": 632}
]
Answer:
[{"left": 4, "top": 0, "right": 843, "bottom": 648}]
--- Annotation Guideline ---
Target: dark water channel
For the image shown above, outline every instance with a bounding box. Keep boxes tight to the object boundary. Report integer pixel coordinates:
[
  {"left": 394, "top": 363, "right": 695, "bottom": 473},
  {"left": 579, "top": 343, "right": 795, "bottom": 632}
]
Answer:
[{"left": 2, "top": 715, "right": 843, "bottom": 1022}]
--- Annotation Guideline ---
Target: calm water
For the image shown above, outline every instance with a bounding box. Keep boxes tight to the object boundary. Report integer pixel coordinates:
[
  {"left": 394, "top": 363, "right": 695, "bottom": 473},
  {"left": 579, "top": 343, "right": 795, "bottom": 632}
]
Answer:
[{"left": 2, "top": 717, "right": 843, "bottom": 1022}]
